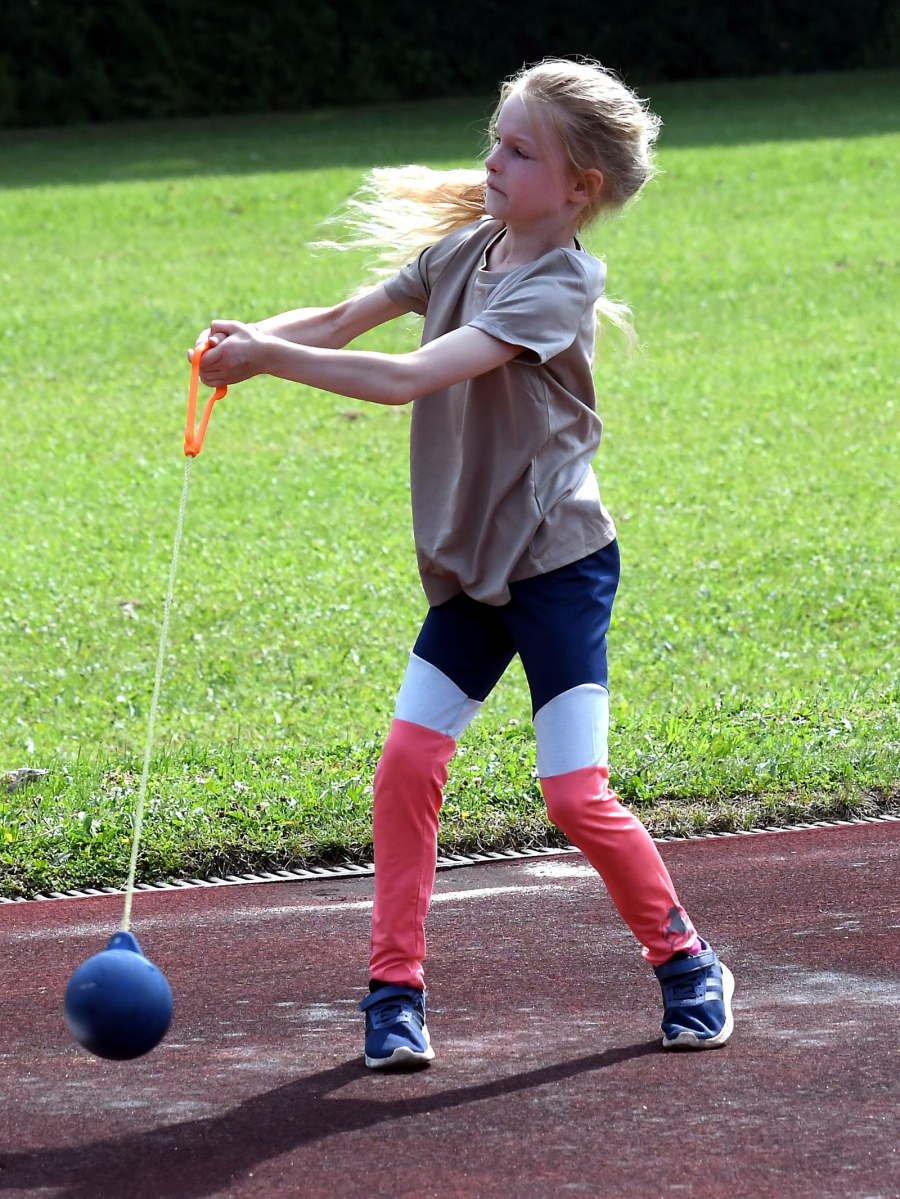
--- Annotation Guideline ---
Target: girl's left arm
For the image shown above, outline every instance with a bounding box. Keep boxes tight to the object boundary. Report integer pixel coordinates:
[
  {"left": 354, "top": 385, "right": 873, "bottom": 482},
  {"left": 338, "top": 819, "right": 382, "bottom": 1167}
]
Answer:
[{"left": 197, "top": 320, "right": 522, "bottom": 404}]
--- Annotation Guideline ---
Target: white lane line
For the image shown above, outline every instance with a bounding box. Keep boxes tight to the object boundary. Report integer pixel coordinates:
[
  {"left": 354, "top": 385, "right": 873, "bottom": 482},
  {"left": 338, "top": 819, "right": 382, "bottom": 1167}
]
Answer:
[
  {"left": 523, "top": 862, "right": 596, "bottom": 879},
  {"left": 9, "top": 882, "right": 569, "bottom": 941}
]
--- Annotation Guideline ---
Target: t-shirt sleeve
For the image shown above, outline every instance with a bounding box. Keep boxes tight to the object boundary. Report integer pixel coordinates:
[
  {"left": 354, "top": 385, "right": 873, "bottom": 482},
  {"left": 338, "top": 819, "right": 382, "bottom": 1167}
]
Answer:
[
  {"left": 383, "top": 249, "right": 431, "bottom": 316},
  {"left": 382, "top": 222, "right": 483, "bottom": 317},
  {"left": 469, "top": 253, "right": 606, "bottom": 364}
]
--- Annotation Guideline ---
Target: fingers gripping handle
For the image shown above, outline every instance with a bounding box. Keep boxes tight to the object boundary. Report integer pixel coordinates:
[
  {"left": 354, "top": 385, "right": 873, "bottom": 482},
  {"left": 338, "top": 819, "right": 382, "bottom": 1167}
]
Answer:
[{"left": 185, "top": 341, "right": 227, "bottom": 457}]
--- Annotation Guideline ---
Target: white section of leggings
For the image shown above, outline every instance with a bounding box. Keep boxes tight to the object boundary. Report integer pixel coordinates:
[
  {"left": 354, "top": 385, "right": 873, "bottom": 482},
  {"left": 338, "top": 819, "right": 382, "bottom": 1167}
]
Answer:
[
  {"left": 393, "top": 653, "right": 483, "bottom": 739},
  {"left": 533, "top": 683, "right": 609, "bottom": 778},
  {"left": 393, "top": 653, "right": 609, "bottom": 777}
]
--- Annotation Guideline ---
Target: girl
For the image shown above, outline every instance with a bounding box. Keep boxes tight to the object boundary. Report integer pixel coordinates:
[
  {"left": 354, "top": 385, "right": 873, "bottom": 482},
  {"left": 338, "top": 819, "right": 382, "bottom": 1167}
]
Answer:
[{"left": 192, "top": 58, "right": 734, "bottom": 1067}]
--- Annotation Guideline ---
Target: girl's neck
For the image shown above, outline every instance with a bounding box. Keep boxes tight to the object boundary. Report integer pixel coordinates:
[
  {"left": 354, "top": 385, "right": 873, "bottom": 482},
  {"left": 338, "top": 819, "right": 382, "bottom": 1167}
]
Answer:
[{"left": 486, "top": 221, "right": 579, "bottom": 273}]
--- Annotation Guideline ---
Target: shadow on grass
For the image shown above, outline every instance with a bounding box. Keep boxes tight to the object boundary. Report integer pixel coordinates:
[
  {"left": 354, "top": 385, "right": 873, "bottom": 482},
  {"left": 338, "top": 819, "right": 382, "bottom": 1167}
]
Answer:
[
  {"left": 0, "top": 1040, "right": 658, "bottom": 1198},
  {"left": 1, "top": 70, "right": 898, "bottom": 191}
]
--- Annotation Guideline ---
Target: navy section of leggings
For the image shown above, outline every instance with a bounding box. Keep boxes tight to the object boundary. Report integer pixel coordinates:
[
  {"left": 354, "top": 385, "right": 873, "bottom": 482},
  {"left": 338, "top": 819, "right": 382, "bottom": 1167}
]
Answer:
[{"left": 412, "top": 540, "right": 620, "bottom": 716}]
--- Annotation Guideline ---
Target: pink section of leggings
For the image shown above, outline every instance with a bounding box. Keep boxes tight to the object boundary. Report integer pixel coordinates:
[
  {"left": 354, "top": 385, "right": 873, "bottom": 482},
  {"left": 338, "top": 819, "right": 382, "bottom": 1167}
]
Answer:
[
  {"left": 540, "top": 765, "right": 697, "bottom": 965},
  {"left": 369, "top": 721, "right": 697, "bottom": 987},
  {"left": 370, "top": 719, "right": 456, "bottom": 989}
]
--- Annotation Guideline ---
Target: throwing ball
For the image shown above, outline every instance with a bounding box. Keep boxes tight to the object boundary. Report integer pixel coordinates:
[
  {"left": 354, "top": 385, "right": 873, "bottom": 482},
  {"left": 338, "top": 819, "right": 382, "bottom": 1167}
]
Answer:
[{"left": 64, "top": 929, "right": 173, "bottom": 1060}]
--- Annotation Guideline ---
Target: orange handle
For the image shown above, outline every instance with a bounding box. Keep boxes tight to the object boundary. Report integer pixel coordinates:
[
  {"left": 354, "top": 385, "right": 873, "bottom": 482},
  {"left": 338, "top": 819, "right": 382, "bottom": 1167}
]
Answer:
[{"left": 184, "top": 340, "right": 227, "bottom": 457}]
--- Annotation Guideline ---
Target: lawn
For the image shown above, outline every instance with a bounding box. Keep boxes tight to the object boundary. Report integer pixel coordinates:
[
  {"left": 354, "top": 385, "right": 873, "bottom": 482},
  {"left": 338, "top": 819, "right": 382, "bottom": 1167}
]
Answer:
[{"left": 1, "top": 70, "right": 899, "bottom": 896}]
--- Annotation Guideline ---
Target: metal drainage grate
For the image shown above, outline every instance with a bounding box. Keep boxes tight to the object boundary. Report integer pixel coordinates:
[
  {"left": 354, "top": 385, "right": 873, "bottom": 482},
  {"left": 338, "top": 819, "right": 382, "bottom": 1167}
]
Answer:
[{"left": 2, "top": 813, "right": 898, "bottom": 905}]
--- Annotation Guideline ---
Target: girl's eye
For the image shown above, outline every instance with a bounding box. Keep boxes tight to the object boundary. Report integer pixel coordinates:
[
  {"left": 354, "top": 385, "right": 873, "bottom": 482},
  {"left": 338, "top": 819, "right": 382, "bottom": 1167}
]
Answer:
[{"left": 492, "top": 137, "right": 528, "bottom": 158}]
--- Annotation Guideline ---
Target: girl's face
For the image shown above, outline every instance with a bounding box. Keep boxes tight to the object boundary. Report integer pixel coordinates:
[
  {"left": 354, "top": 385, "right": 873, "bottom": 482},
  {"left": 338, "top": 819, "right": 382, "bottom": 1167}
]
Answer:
[{"left": 484, "top": 92, "right": 583, "bottom": 231}]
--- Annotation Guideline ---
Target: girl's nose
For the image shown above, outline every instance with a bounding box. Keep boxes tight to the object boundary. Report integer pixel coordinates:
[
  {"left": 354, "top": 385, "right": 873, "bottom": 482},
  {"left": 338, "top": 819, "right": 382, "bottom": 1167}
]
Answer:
[{"left": 485, "top": 144, "right": 500, "bottom": 172}]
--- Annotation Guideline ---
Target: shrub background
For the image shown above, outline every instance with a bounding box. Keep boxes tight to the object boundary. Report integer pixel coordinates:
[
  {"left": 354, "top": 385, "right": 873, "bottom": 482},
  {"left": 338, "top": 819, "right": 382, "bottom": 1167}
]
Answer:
[{"left": 2, "top": 0, "right": 899, "bottom": 129}]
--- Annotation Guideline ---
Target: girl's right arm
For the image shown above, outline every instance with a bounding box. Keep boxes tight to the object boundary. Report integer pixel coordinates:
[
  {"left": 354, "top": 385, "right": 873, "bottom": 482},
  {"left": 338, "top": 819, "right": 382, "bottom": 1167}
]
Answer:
[
  {"left": 256, "top": 285, "right": 411, "bottom": 347},
  {"left": 193, "top": 286, "right": 409, "bottom": 357}
]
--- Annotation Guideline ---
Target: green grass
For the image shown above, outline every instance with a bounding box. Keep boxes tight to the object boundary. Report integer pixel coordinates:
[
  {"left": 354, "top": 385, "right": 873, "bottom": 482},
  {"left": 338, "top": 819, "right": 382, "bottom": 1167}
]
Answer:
[
  {"left": 3, "top": 690, "right": 899, "bottom": 898},
  {"left": 1, "top": 70, "right": 899, "bottom": 897}
]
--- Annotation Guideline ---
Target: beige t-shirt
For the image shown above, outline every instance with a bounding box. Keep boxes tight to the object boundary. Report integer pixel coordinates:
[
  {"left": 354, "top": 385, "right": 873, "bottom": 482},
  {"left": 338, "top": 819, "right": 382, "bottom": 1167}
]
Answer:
[{"left": 384, "top": 217, "right": 617, "bottom": 607}]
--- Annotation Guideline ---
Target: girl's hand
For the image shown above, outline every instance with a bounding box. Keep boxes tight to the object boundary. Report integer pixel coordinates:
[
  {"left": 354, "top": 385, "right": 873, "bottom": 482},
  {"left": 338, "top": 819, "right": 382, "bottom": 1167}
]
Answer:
[
  {"left": 188, "top": 320, "right": 270, "bottom": 386},
  {"left": 186, "top": 327, "right": 220, "bottom": 362}
]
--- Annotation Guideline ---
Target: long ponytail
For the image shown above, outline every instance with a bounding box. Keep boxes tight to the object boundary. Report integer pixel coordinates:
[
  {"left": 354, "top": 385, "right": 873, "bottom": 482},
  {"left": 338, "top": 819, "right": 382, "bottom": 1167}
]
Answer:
[{"left": 316, "top": 165, "right": 487, "bottom": 278}]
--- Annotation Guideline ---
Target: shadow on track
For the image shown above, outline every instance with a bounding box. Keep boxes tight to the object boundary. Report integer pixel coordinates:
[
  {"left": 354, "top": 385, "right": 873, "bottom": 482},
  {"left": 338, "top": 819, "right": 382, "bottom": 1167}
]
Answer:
[{"left": 0, "top": 1040, "right": 659, "bottom": 1199}]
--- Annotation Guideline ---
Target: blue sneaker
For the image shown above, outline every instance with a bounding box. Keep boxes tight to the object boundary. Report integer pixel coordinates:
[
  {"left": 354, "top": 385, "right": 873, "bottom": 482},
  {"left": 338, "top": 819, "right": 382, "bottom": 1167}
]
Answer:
[
  {"left": 654, "top": 942, "right": 735, "bottom": 1050},
  {"left": 360, "top": 984, "right": 435, "bottom": 1069}
]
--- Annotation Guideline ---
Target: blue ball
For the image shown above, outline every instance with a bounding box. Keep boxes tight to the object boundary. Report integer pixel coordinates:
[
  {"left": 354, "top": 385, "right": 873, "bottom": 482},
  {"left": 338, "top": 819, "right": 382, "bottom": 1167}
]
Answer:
[{"left": 64, "top": 930, "right": 173, "bottom": 1060}]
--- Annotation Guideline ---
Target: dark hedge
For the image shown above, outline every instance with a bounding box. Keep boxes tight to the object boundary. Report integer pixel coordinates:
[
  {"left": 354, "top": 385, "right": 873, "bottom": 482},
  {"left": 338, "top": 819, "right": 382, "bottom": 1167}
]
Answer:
[{"left": 1, "top": 0, "right": 898, "bottom": 128}]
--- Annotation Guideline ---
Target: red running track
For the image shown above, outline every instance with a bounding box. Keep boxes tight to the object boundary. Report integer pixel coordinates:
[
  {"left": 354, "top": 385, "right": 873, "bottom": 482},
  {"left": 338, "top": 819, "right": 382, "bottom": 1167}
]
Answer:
[{"left": 1, "top": 821, "right": 898, "bottom": 1199}]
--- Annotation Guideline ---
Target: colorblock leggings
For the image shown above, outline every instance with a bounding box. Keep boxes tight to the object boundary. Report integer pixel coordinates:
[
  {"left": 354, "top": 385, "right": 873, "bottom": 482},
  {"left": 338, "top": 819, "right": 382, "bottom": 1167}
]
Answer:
[{"left": 370, "top": 542, "right": 698, "bottom": 989}]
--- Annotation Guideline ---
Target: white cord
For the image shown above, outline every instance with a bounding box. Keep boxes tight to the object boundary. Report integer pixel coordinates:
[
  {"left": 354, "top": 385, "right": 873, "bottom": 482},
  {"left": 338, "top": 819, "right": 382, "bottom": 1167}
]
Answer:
[{"left": 121, "top": 456, "right": 193, "bottom": 932}]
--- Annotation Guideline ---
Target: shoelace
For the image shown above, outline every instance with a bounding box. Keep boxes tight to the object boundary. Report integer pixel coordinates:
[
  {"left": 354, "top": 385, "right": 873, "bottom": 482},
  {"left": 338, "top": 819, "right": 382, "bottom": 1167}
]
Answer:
[
  {"left": 369, "top": 1000, "right": 420, "bottom": 1030},
  {"left": 661, "top": 964, "right": 722, "bottom": 1008},
  {"left": 662, "top": 976, "right": 707, "bottom": 1005}
]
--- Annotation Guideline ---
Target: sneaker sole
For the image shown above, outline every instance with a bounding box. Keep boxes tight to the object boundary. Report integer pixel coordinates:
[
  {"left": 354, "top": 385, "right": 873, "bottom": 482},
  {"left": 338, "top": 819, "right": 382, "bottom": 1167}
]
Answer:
[
  {"left": 365, "top": 1023, "right": 435, "bottom": 1070},
  {"left": 662, "top": 964, "right": 735, "bottom": 1051},
  {"left": 365, "top": 1044, "right": 435, "bottom": 1070}
]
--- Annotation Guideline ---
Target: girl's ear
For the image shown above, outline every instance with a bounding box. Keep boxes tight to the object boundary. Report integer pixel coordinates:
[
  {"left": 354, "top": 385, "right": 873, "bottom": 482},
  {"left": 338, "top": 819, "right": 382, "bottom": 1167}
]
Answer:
[{"left": 571, "top": 168, "right": 604, "bottom": 207}]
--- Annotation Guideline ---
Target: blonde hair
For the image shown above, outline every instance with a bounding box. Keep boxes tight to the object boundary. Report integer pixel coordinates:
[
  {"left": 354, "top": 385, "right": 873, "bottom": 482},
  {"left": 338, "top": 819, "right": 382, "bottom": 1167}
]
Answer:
[{"left": 322, "top": 58, "right": 661, "bottom": 347}]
